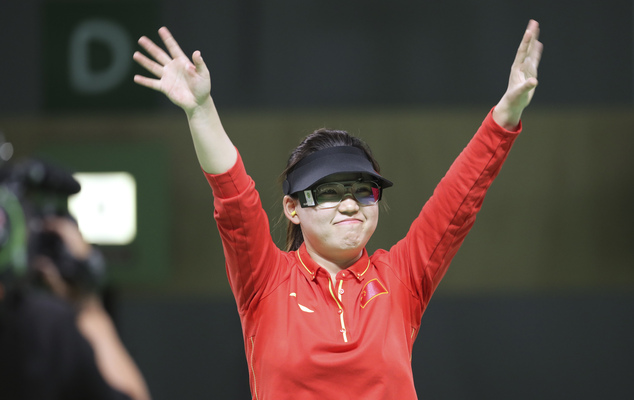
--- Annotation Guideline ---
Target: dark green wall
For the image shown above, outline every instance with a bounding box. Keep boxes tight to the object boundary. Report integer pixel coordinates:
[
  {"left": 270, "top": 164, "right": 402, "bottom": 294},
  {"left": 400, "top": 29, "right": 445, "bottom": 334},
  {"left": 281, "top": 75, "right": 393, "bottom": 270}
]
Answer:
[{"left": 1, "top": 1, "right": 632, "bottom": 111}]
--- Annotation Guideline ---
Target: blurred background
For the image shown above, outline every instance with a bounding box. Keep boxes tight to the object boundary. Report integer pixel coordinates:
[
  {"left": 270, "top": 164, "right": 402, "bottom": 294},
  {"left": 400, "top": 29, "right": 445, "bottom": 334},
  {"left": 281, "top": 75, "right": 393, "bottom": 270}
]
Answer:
[{"left": 1, "top": 0, "right": 633, "bottom": 399}]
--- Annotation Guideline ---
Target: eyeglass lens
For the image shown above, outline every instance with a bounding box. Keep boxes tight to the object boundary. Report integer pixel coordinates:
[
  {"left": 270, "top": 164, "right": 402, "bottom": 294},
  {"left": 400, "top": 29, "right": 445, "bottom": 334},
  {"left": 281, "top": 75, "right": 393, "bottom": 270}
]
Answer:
[{"left": 313, "top": 181, "right": 380, "bottom": 208}]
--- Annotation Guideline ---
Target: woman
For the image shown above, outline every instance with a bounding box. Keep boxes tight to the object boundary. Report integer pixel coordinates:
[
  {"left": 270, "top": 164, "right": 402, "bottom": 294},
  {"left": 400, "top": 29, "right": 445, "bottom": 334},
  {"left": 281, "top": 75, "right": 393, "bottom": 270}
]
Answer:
[{"left": 133, "top": 20, "right": 542, "bottom": 399}]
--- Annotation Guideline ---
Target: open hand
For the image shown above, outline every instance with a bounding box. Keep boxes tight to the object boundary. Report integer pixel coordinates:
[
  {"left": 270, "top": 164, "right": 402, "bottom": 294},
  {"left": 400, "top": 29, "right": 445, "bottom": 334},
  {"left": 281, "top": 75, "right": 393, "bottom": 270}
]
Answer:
[
  {"left": 493, "top": 20, "right": 543, "bottom": 130},
  {"left": 133, "top": 27, "right": 211, "bottom": 113}
]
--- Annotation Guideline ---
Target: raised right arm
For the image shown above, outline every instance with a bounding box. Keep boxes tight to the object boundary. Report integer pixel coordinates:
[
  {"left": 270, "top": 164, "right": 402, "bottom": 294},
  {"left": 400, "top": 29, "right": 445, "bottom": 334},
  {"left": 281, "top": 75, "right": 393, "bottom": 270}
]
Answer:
[
  {"left": 134, "top": 28, "right": 285, "bottom": 310},
  {"left": 133, "top": 27, "right": 237, "bottom": 174}
]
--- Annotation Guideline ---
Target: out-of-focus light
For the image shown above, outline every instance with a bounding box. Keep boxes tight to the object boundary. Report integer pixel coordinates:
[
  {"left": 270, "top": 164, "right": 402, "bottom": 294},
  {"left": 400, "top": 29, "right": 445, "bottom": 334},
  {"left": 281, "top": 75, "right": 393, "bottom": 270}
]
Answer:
[
  {"left": 0, "top": 142, "right": 14, "bottom": 161},
  {"left": 69, "top": 172, "right": 136, "bottom": 245}
]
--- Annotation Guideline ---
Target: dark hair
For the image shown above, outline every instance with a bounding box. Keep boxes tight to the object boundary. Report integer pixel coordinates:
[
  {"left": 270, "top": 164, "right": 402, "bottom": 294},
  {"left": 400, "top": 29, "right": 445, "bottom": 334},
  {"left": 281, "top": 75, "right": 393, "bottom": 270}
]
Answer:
[{"left": 280, "top": 128, "right": 382, "bottom": 252}]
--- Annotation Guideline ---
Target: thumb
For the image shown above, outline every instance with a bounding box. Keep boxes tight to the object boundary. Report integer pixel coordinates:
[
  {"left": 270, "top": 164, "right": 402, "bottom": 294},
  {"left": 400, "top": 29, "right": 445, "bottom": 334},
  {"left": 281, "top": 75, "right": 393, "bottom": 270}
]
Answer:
[
  {"left": 507, "top": 77, "right": 538, "bottom": 105},
  {"left": 191, "top": 50, "right": 210, "bottom": 81},
  {"left": 514, "top": 77, "right": 538, "bottom": 97},
  {"left": 523, "top": 77, "right": 538, "bottom": 91},
  {"left": 192, "top": 50, "right": 205, "bottom": 70}
]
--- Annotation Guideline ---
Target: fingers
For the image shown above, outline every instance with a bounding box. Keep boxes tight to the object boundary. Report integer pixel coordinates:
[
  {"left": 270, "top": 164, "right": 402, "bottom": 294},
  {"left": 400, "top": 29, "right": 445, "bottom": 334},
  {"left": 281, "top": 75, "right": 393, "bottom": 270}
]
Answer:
[
  {"left": 526, "top": 19, "right": 540, "bottom": 42},
  {"left": 525, "top": 19, "right": 542, "bottom": 66},
  {"left": 158, "top": 26, "right": 188, "bottom": 60},
  {"left": 513, "top": 32, "right": 527, "bottom": 65},
  {"left": 132, "top": 74, "right": 162, "bottom": 91},
  {"left": 528, "top": 36, "right": 543, "bottom": 70},
  {"left": 513, "top": 20, "right": 537, "bottom": 66},
  {"left": 133, "top": 29, "right": 173, "bottom": 91},
  {"left": 136, "top": 34, "right": 172, "bottom": 66},
  {"left": 133, "top": 26, "right": 198, "bottom": 92},
  {"left": 133, "top": 50, "right": 163, "bottom": 78}
]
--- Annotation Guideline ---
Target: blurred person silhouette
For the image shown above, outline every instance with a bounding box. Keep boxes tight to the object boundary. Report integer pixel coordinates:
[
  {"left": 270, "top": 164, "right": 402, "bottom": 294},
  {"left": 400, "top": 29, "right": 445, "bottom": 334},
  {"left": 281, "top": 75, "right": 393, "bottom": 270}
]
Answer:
[
  {"left": 0, "top": 154, "right": 151, "bottom": 400},
  {"left": 134, "top": 19, "right": 542, "bottom": 399}
]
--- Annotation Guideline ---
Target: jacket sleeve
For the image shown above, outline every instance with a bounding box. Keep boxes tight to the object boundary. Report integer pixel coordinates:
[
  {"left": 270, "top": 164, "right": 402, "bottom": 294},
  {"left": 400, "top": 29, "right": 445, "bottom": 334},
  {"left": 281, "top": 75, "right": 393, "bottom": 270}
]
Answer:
[
  {"left": 204, "top": 151, "right": 286, "bottom": 313},
  {"left": 386, "top": 108, "right": 521, "bottom": 309}
]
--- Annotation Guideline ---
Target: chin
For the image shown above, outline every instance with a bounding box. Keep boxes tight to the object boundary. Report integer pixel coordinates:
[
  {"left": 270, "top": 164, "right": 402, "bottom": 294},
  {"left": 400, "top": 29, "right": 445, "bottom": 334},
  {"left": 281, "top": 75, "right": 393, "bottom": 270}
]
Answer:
[{"left": 338, "top": 235, "right": 367, "bottom": 251}]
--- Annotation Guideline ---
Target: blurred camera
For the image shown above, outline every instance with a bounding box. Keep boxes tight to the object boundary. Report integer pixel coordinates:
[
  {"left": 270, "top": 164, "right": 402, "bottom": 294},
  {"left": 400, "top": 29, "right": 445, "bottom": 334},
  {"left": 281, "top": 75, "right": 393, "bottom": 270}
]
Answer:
[{"left": 0, "top": 155, "right": 104, "bottom": 292}]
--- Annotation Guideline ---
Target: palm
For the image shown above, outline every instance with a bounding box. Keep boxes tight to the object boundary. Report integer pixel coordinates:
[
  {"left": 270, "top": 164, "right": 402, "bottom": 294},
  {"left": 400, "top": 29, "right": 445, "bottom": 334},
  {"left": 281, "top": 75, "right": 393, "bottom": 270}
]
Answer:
[
  {"left": 159, "top": 56, "right": 210, "bottom": 110},
  {"left": 508, "top": 64, "right": 536, "bottom": 110}
]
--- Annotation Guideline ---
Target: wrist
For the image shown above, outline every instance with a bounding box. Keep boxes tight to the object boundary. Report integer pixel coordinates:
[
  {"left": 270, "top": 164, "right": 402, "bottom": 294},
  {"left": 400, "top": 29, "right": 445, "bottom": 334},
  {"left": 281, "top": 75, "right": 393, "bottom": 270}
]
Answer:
[
  {"left": 185, "top": 95, "right": 214, "bottom": 120},
  {"left": 492, "top": 100, "right": 522, "bottom": 131}
]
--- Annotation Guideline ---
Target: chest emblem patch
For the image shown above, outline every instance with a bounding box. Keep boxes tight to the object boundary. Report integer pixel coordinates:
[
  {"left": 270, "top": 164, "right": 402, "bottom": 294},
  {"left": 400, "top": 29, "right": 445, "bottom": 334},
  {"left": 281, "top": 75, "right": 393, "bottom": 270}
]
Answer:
[
  {"left": 359, "top": 278, "right": 388, "bottom": 308},
  {"left": 290, "top": 292, "right": 315, "bottom": 313}
]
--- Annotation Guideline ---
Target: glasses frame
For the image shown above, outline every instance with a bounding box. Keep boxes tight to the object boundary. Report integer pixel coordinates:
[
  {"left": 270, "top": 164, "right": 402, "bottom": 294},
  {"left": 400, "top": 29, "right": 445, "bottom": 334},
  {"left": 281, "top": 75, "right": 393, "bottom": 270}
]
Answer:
[{"left": 297, "top": 179, "right": 382, "bottom": 209}]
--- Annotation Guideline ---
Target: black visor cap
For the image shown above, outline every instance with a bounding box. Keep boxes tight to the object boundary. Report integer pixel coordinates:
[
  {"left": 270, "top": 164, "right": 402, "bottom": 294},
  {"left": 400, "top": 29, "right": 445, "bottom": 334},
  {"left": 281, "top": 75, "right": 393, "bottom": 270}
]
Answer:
[{"left": 283, "top": 146, "right": 393, "bottom": 195}]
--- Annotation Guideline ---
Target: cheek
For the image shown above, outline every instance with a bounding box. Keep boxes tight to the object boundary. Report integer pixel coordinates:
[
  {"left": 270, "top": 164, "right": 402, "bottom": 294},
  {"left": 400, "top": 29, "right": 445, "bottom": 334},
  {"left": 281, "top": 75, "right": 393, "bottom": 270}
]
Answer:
[
  {"left": 297, "top": 211, "right": 331, "bottom": 237},
  {"left": 365, "top": 206, "right": 379, "bottom": 225},
  {"left": 363, "top": 209, "right": 380, "bottom": 237},
  {"left": 364, "top": 218, "right": 379, "bottom": 239}
]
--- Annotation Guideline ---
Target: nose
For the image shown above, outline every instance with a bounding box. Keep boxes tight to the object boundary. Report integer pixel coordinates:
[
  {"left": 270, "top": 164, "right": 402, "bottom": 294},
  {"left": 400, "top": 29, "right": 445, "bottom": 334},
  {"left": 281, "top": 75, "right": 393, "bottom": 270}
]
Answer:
[{"left": 337, "top": 195, "right": 360, "bottom": 214}]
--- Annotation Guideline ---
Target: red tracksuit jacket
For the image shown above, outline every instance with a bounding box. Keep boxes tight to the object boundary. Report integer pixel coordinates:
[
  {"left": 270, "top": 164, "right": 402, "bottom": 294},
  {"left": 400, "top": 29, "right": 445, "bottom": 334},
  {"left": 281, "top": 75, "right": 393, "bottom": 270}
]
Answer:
[{"left": 204, "top": 109, "right": 520, "bottom": 399}]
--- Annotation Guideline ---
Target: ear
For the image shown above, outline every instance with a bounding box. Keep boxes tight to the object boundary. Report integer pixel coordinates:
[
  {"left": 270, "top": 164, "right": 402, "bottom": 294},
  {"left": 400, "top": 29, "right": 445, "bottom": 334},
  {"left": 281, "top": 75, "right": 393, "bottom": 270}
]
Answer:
[{"left": 283, "top": 195, "right": 300, "bottom": 225}]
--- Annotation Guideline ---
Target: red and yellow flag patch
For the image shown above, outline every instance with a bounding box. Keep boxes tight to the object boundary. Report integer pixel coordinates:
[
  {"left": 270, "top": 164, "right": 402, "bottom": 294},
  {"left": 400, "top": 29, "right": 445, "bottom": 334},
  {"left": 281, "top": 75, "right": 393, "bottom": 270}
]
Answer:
[{"left": 359, "top": 278, "right": 388, "bottom": 308}]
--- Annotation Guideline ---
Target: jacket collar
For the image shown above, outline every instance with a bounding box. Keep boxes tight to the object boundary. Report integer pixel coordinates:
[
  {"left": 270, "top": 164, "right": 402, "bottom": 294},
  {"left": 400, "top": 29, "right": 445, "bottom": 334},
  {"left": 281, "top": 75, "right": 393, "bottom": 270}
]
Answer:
[{"left": 295, "top": 243, "right": 371, "bottom": 282}]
